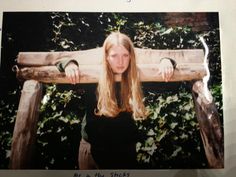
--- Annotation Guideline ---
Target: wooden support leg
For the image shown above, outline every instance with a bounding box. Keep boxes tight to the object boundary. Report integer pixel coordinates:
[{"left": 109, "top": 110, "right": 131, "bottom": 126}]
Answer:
[
  {"left": 191, "top": 80, "right": 224, "bottom": 168},
  {"left": 10, "top": 80, "right": 42, "bottom": 169}
]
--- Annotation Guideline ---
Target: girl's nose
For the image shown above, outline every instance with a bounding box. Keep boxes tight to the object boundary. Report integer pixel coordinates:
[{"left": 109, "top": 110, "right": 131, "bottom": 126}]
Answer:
[{"left": 118, "top": 56, "right": 123, "bottom": 65}]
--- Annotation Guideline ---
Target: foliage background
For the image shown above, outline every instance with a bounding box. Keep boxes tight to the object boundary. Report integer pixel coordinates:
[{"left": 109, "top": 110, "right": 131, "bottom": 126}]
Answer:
[{"left": 0, "top": 12, "right": 221, "bottom": 169}]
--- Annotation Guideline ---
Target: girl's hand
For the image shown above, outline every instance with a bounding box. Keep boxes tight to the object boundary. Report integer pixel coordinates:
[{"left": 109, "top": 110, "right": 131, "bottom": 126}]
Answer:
[
  {"left": 158, "top": 58, "right": 174, "bottom": 82},
  {"left": 64, "top": 62, "right": 80, "bottom": 84}
]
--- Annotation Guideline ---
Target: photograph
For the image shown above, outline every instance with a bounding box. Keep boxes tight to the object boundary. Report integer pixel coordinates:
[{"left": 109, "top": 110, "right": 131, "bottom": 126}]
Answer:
[{"left": 0, "top": 12, "right": 223, "bottom": 170}]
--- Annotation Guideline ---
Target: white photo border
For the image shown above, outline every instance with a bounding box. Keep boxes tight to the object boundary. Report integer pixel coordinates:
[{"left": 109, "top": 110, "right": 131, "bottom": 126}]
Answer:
[{"left": 0, "top": 0, "right": 236, "bottom": 177}]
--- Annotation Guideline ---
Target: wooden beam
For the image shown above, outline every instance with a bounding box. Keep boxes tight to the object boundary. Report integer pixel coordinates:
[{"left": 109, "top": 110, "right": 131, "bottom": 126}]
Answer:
[
  {"left": 17, "top": 48, "right": 204, "bottom": 66},
  {"left": 192, "top": 80, "right": 224, "bottom": 168},
  {"left": 10, "top": 80, "right": 42, "bottom": 169},
  {"left": 16, "top": 63, "right": 206, "bottom": 84}
]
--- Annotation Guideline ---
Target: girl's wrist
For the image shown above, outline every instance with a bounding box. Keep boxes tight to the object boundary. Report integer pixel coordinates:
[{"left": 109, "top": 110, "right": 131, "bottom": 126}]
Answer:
[{"left": 160, "top": 57, "right": 177, "bottom": 69}]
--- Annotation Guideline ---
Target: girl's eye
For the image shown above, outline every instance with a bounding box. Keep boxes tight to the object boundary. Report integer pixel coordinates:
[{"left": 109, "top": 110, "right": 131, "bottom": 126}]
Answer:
[
  {"left": 109, "top": 53, "right": 129, "bottom": 59},
  {"left": 110, "top": 54, "right": 118, "bottom": 58},
  {"left": 122, "top": 54, "right": 130, "bottom": 60}
]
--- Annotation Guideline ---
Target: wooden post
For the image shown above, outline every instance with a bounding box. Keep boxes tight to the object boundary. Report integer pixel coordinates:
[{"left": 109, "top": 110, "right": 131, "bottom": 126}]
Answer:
[
  {"left": 10, "top": 80, "right": 42, "bottom": 169},
  {"left": 192, "top": 80, "right": 224, "bottom": 168}
]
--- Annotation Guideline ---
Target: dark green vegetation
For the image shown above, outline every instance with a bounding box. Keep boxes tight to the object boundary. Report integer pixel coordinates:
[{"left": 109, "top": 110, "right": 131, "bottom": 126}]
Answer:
[{"left": 0, "top": 12, "right": 221, "bottom": 169}]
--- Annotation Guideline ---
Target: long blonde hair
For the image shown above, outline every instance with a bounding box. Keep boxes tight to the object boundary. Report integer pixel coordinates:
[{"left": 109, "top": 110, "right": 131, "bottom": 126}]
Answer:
[{"left": 95, "top": 32, "right": 147, "bottom": 120}]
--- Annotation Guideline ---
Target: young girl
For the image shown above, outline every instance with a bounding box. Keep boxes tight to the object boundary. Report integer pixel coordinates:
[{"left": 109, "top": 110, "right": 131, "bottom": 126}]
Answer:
[{"left": 56, "top": 32, "right": 174, "bottom": 169}]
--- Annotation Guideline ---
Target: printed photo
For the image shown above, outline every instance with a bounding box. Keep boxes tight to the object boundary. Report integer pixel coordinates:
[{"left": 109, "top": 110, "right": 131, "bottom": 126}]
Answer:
[{"left": 0, "top": 12, "right": 223, "bottom": 169}]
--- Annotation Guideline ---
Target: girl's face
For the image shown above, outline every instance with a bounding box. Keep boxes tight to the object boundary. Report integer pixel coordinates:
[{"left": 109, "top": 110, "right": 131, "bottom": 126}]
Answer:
[{"left": 107, "top": 45, "right": 130, "bottom": 74}]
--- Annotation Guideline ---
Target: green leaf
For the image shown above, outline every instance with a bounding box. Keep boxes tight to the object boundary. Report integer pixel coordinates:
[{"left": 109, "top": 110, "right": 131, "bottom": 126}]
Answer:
[
  {"left": 160, "top": 28, "right": 173, "bottom": 36},
  {"left": 147, "top": 129, "right": 156, "bottom": 136},
  {"left": 170, "top": 122, "right": 178, "bottom": 129},
  {"left": 171, "top": 146, "right": 182, "bottom": 158},
  {"left": 156, "top": 129, "right": 167, "bottom": 142}
]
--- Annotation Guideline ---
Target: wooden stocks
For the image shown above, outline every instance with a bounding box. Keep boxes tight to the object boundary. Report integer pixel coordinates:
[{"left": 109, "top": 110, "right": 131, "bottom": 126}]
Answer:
[
  {"left": 10, "top": 47, "right": 224, "bottom": 169},
  {"left": 16, "top": 48, "right": 206, "bottom": 83}
]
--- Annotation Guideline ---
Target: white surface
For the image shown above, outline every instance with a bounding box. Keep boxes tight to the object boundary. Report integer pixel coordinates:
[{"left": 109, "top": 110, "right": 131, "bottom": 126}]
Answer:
[{"left": 0, "top": 0, "right": 236, "bottom": 177}]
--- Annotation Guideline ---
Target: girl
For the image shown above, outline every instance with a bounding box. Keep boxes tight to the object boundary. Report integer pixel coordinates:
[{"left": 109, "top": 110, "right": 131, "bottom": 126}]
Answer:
[{"left": 56, "top": 32, "right": 174, "bottom": 169}]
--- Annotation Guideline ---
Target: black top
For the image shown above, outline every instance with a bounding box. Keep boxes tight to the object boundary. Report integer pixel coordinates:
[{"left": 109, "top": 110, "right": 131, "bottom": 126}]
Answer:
[{"left": 80, "top": 83, "right": 141, "bottom": 169}]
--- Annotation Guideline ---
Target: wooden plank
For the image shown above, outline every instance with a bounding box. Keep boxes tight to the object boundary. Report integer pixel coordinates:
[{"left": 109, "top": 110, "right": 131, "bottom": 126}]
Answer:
[
  {"left": 16, "top": 63, "right": 206, "bottom": 84},
  {"left": 17, "top": 48, "right": 103, "bottom": 66},
  {"left": 192, "top": 80, "right": 224, "bottom": 168},
  {"left": 17, "top": 48, "right": 204, "bottom": 66},
  {"left": 10, "top": 80, "right": 42, "bottom": 169}
]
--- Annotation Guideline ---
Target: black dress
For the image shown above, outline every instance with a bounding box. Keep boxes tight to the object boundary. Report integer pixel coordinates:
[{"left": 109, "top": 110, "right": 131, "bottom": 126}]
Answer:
[{"left": 82, "top": 84, "right": 141, "bottom": 169}]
